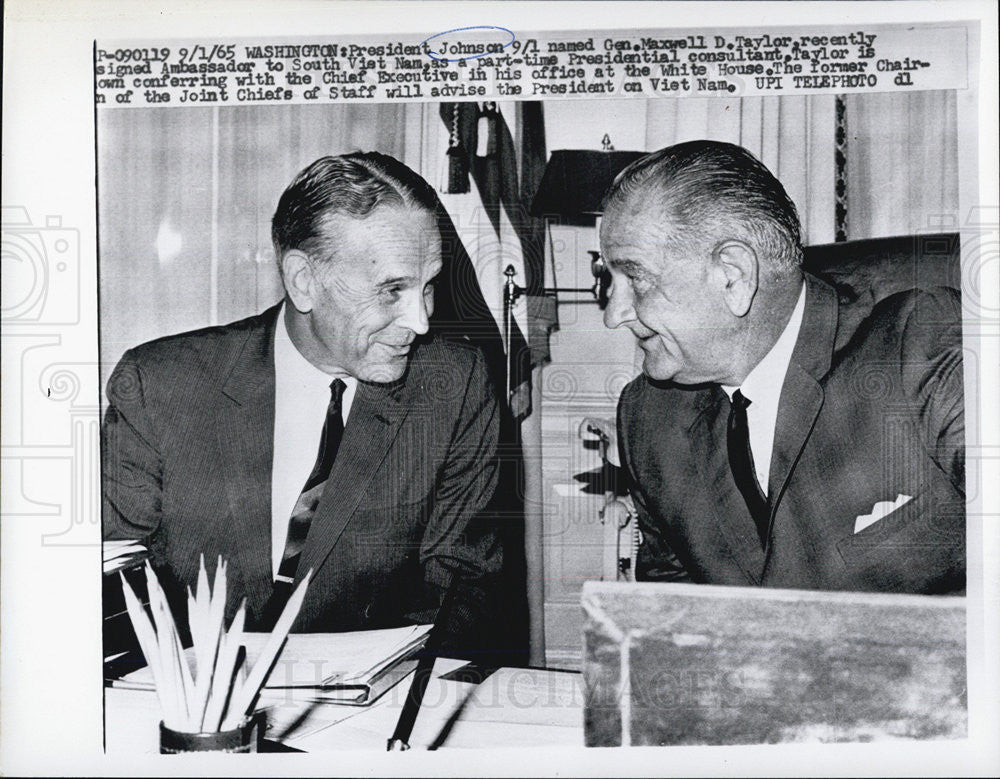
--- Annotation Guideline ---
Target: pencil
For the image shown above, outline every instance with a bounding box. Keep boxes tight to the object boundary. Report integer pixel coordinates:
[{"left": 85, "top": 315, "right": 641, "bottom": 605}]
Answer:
[
  {"left": 386, "top": 652, "right": 435, "bottom": 750},
  {"left": 205, "top": 602, "right": 245, "bottom": 731},
  {"left": 120, "top": 571, "right": 173, "bottom": 727},
  {"left": 224, "top": 569, "right": 312, "bottom": 728},
  {"left": 387, "top": 577, "right": 461, "bottom": 751},
  {"left": 144, "top": 564, "right": 183, "bottom": 728}
]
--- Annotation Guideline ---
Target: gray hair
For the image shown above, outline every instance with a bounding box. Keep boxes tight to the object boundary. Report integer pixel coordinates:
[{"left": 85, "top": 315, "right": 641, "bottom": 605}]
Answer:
[
  {"left": 271, "top": 151, "right": 437, "bottom": 266},
  {"left": 603, "top": 140, "right": 803, "bottom": 273}
]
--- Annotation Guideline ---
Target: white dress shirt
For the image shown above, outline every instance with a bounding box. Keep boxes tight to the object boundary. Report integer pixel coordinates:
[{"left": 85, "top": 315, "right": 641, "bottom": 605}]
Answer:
[
  {"left": 721, "top": 282, "right": 806, "bottom": 495},
  {"left": 271, "top": 305, "right": 357, "bottom": 578}
]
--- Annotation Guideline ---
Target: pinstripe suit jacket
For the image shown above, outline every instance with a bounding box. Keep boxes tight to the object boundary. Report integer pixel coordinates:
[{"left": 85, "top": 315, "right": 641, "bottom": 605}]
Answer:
[
  {"left": 618, "top": 274, "right": 965, "bottom": 594},
  {"left": 102, "top": 303, "right": 503, "bottom": 642}
]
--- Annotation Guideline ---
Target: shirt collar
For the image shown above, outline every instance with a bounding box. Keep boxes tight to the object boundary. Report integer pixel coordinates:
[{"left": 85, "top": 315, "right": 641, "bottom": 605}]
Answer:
[{"left": 722, "top": 281, "right": 807, "bottom": 403}]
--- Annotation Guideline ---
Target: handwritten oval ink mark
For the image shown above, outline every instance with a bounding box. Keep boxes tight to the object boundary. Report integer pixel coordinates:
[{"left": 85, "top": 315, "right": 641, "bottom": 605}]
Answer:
[{"left": 421, "top": 25, "right": 516, "bottom": 63}]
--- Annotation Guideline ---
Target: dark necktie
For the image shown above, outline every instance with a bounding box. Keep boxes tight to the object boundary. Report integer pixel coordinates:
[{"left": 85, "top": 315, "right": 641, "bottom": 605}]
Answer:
[
  {"left": 727, "top": 389, "right": 770, "bottom": 546},
  {"left": 262, "top": 378, "right": 346, "bottom": 628}
]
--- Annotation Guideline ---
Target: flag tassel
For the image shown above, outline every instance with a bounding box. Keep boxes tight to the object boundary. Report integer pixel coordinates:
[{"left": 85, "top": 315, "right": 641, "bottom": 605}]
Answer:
[{"left": 444, "top": 103, "right": 470, "bottom": 194}]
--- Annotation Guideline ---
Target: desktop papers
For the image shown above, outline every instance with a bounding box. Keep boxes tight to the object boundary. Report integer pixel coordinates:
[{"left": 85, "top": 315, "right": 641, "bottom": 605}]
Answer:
[{"left": 115, "top": 624, "right": 432, "bottom": 705}]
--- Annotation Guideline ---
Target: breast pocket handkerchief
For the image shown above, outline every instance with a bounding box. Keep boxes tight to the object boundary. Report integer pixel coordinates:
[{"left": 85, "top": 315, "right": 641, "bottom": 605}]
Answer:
[{"left": 853, "top": 494, "right": 913, "bottom": 534}]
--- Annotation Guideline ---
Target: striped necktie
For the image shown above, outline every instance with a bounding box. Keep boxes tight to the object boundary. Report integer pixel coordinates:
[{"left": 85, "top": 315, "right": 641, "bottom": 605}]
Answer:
[{"left": 262, "top": 378, "right": 346, "bottom": 627}]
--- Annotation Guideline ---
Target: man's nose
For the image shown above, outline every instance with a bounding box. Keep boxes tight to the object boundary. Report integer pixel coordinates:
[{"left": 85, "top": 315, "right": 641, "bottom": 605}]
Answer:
[
  {"left": 399, "top": 289, "right": 430, "bottom": 335},
  {"left": 603, "top": 279, "right": 636, "bottom": 330}
]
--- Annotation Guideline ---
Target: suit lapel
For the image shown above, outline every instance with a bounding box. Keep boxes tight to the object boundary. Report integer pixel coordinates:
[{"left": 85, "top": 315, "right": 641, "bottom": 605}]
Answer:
[
  {"left": 682, "top": 275, "right": 839, "bottom": 580},
  {"left": 765, "top": 275, "right": 838, "bottom": 541},
  {"left": 295, "top": 373, "right": 412, "bottom": 585},
  {"left": 687, "top": 387, "right": 766, "bottom": 583},
  {"left": 217, "top": 305, "right": 280, "bottom": 617},
  {"left": 766, "top": 365, "right": 823, "bottom": 520}
]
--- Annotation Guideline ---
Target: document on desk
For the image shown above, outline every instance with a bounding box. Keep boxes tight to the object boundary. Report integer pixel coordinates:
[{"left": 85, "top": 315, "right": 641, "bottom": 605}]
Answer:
[
  {"left": 278, "top": 663, "right": 587, "bottom": 751},
  {"left": 113, "top": 624, "right": 432, "bottom": 705},
  {"left": 439, "top": 668, "right": 584, "bottom": 749}
]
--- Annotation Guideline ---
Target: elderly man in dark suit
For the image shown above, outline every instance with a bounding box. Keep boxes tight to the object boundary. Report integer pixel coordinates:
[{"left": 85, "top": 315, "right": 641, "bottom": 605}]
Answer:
[
  {"left": 102, "top": 152, "right": 504, "bottom": 652},
  {"left": 604, "top": 140, "right": 964, "bottom": 594}
]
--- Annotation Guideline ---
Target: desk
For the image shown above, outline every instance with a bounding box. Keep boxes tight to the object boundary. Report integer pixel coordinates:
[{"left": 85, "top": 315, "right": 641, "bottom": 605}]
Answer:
[{"left": 105, "top": 661, "right": 584, "bottom": 752}]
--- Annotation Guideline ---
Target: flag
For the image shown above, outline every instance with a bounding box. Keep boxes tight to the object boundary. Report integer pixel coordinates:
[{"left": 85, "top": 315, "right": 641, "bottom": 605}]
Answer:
[{"left": 434, "top": 101, "right": 555, "bottom": 420}]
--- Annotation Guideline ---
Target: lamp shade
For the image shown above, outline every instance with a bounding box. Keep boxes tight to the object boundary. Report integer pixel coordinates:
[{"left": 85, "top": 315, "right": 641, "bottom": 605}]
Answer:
[{"left": 530, "top": 149, "right": 647, "bottom": 217}]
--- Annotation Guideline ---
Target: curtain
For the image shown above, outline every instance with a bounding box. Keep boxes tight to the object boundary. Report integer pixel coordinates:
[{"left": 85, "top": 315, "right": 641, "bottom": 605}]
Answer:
[
  {"left": 845, "top": 91, "right": 959, "bottom": 239},
  {"left": 98, "top": 107, "right": 215, "bottom": 372}
]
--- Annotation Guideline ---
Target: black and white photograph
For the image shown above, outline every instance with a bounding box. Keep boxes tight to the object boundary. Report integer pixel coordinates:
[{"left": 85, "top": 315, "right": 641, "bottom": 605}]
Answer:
[{"left": 2, "top": 2, "right": 998, "bottom": 776}]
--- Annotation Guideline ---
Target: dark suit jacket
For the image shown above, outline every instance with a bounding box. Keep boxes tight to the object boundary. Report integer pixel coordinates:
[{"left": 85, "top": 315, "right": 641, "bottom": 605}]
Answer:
[
  {"left": 102, "top": 304, "right": 503, "bottom": 648},
  {"left": 618, "top": 273, "right": 965, "bottom": 594}
]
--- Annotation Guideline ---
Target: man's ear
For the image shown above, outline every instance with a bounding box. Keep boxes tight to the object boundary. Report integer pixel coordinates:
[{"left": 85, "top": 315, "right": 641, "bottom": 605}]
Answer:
[
  {"left": 281, "top": 250, "right": 316, "bottom": 313},
  {"left": 713, "top": 240, "right": 758, "bottom": 317}
]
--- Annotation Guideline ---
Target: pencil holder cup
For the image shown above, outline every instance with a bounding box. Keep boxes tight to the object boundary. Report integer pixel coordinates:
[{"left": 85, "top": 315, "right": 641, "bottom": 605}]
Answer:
[{"left": 159, "top": 716, "right": 259, "bottom": 754}]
